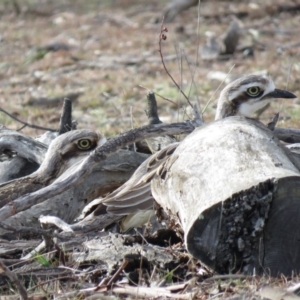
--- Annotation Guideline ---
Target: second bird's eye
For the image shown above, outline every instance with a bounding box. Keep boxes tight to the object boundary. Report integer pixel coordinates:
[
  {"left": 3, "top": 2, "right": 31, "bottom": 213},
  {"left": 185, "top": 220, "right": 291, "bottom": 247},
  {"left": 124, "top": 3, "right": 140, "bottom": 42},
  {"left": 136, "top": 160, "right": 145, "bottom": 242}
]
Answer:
[
  {"left": 246, "top": 86, "right": 261, "bottom": 96},
  {"left": 77, "top": 139, "right": 92, "bottom": 149}
]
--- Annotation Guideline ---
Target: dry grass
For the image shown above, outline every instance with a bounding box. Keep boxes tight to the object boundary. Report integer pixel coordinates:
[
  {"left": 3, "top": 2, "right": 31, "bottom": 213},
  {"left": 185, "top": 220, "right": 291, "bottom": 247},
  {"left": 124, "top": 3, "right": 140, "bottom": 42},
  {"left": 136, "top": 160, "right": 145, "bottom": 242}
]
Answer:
[{"left": 0, "top": 0, "right": 299, "bottom": 139}]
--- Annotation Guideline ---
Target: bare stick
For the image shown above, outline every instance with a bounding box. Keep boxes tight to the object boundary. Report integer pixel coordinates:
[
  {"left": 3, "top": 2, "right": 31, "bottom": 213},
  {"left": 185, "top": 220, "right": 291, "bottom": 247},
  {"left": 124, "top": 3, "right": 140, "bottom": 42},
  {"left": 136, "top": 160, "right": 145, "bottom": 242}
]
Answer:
[
  {"left": 58, "top": 98, "right": 72, "bottom": 135},
  {"left": 0, "top": 221, "right": 73, "bottom": 240},
  {"left": 139, "top": 85, "right": 180, "bottom": 107},
  {"left": 0, "top": 259, "right": 28, "bottom": 300},
  {"left": 158, "top": 18, "right": 193, "bottom": 108},
  {"left": 201, "top": 64, "right": 235, "bottom": 115},
  {"left": 267, "top": 113, "right": 280, "bottom": 131},
  {"left": 203, "top": 274, "right": 252, "bottom": 281},
  {"left": 129, "top": 106, "right": 136, "bottom": 152},
  {"left": 111, "top": 284, "right": 195, "bottom": 299},
  {"left": 39, "top": 216, "right": 74, "bottom": 233},
  {"left": 27, "top": 276, "right": 76, "bottom": 293},
  {"left": 106, "top": 260, "right": 129, "bottom": 286},
  {"left": 0, "top": 106, "right": 56, "bottom": 132},
  {"left": 146, "top": 91, "right": 162, "bottom": 125}
]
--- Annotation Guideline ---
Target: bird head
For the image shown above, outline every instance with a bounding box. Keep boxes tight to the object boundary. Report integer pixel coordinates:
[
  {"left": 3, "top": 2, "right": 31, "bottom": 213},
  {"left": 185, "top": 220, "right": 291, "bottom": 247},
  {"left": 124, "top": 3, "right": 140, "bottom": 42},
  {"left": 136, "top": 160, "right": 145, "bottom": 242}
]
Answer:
[
  {"left": 215, "top": 75, "right": 297, "bottom": 120},
  {"left": 39, "top": 129, "right": 106, "bottom": 177}
]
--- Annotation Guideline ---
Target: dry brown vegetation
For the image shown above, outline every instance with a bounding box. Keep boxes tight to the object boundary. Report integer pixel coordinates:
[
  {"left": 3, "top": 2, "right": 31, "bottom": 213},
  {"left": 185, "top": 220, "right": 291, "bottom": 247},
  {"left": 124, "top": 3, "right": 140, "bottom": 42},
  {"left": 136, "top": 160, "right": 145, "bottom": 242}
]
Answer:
[
  {"left": 1, "top": 0, "right": 300, "bottom": 138},
  {"left": 1, "top": 0, "right": 300, "bottom": 299}
]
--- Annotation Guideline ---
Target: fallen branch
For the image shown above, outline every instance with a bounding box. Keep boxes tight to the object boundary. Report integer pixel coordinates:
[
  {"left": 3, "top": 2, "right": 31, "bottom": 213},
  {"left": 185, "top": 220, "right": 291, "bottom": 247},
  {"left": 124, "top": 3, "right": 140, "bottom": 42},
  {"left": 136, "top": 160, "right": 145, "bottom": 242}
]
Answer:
[
  {"left": 0, "top": 119, "right": 202, "bottom": 221},
  {"left": 274, "top": 127, "right": 300, "bottom": 143}
]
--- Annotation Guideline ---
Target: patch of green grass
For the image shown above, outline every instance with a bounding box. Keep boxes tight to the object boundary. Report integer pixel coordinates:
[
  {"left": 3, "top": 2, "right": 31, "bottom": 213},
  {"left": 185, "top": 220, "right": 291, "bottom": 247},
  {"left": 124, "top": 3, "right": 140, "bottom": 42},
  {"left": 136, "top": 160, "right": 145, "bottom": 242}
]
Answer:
[
  {"left": 163, "top": 269, "right": 174, "bottom": 283},
  {"left": 24, "top": 48, "right": 49, "bottom": 65},
  {"left": 34, "top": 253, "right": 51, "bottom": 267}
]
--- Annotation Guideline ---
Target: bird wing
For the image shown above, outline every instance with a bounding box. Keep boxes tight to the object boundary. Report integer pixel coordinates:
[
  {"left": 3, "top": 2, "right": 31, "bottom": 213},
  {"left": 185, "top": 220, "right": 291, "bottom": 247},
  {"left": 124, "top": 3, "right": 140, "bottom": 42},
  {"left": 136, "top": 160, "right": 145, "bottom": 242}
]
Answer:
[
  {"left": 145, "top": 135, "right": 177, "bottom": 153},
  {"left": 102, "top": 142, "right": 180, "bottom": 216}
]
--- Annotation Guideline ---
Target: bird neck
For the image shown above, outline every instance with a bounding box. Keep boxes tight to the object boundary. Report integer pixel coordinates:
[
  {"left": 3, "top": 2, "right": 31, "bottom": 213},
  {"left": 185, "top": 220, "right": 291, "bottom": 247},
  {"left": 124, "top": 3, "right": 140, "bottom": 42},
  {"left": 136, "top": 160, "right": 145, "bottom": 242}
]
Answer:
[
  {"left": 33, "top": 153, "right": 63, "bottom": 182},
  {"left": 215, "top": 99, "right": 237, "bottom": 120}
]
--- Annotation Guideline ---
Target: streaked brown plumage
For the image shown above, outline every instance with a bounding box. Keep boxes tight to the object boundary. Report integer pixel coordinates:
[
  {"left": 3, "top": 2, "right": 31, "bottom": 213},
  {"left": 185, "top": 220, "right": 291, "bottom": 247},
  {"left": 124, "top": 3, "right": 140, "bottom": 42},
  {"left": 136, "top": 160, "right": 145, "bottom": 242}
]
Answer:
[
  {"left": 93, "top": 74, "right": 297, "bottom": 232},
  {"left": 88, "top": 143, "right": 178, "bottom": 231},
  {"left": 0, "top": 129, "right": 106, "bottom": 208}
]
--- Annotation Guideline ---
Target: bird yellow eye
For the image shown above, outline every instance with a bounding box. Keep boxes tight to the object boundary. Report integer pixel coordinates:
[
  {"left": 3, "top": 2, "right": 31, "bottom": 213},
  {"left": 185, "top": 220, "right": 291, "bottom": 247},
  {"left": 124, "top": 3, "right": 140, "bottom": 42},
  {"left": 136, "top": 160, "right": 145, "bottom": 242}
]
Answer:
[
  {"left": 246, "top": 86, "right": 261, "bottom": 96},
  {"left": 77, "top": 139, "right": 92, "bottom": 149}
]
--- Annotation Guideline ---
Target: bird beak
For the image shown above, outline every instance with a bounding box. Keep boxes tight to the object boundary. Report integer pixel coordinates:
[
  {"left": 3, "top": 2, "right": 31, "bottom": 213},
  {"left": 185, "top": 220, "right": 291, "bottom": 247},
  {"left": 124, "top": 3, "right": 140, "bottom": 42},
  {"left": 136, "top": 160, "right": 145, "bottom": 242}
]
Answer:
[{"left": 267, "top": 89, "right": 297, "bottom": 99}]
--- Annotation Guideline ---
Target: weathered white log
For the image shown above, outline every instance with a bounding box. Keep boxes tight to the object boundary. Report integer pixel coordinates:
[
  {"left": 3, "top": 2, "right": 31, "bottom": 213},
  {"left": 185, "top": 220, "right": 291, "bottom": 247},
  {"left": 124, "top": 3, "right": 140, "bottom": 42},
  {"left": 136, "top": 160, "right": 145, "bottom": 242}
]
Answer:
[
  {"left": 35, "top": 131, "right": 58, "bottom": 145},
  {"left": 151, "top": 116, "right": 300, "bottom": 276},
  {"left": 0, "top": 128, "right": 47, "bottom": 164},
  {"left": 0, "top": 157, "right": 39, "bottom": 184},
  {"left": 0, "top": 150, "right": 148, "bottom": 237},
  {"left": 0, "top": 129, "right": 48, "bottom": 183},
  {"left": 274, "top": 127, "right": 300, "bottom": 143},
  {"left": 0, "top": 130, "right": 56, "bottom": 183}
]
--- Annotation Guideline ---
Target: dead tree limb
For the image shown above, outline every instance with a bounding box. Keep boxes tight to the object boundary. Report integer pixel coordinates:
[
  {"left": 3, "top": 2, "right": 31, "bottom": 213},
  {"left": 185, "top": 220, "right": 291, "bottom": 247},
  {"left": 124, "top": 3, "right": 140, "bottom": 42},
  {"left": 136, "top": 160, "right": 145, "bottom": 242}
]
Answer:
[
  {"left": 145, "top": 91, "right": 162, "bottom": 125},
  {"left": 58, "top": 98, "right": 72, "bottom": 134},
  {"left": 274, "top": 127, "right": 300, "bottom": 143},
  {"left": 0, "top": 128, "right": 47, "bottom": 164},
  {"left": 0, "top": 120, "right": 201, "bottom": 221}
]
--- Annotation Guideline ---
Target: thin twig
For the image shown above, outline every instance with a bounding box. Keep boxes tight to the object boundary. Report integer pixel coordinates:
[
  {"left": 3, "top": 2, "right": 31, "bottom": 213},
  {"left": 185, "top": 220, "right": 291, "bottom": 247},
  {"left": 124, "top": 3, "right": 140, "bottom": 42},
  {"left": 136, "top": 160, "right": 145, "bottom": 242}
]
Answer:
[
  {"left": 279, "top": 61, "right": 294, "bottom": 113},
  {"left": 0, "top": 259, "right": 28, "bottom": 300},
  {"left": 0, "top": 106, "right": 56, "bottom": 132},
  {"left": 26, "top": 276, "right": 75, "bottom": 293},
  {"left": 106, "top": 260, "right": 129, "bottom": 286},
  {"left": 195, "top": 0, "right": 202, "bottom": 67},
  {"left": 129, "top": 106, "right": 136, "bottom": 152},
  {"left": 182, "top": 48, "right": 202, "bottom": 114},
  {"left": 158, "top": 17, "right": 193, "bottom": 108},
  {"left": 201, "top": 64, "right": 235, "bottom": 115},
  {"left": 139, "top": 85, "right": 180, "bottom": 107},
  {"left": 203, "top": 274, "right": 253, "bottom": 282}
]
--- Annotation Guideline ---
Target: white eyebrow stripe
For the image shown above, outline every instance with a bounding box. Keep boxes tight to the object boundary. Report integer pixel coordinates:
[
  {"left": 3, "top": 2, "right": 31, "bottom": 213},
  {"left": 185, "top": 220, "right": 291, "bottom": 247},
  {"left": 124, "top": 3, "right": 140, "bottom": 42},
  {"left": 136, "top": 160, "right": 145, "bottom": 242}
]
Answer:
[
  {"left": 238, "top": 82, "right": 265, "bottom": 89},
  {"left": 227, "top": 80, "right": 275, "bottom": 102}
]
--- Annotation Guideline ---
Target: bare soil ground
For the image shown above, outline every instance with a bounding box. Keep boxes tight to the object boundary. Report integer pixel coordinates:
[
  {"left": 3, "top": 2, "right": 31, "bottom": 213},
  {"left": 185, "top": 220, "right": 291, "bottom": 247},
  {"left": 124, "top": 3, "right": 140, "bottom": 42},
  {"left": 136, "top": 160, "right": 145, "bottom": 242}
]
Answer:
[
  {"left": 1, "top": 0, "right": 300, "bottom": 138},
  {"left": 1, "top": 0, "right": 300, "bottom": 299}
]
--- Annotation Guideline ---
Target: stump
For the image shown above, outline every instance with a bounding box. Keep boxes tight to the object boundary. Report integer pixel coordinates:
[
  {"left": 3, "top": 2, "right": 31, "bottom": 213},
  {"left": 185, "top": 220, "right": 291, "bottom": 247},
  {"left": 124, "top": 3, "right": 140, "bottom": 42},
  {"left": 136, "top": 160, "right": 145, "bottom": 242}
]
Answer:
[{"left": 151, "top": 116, "right": 300, "bottom": 275}]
